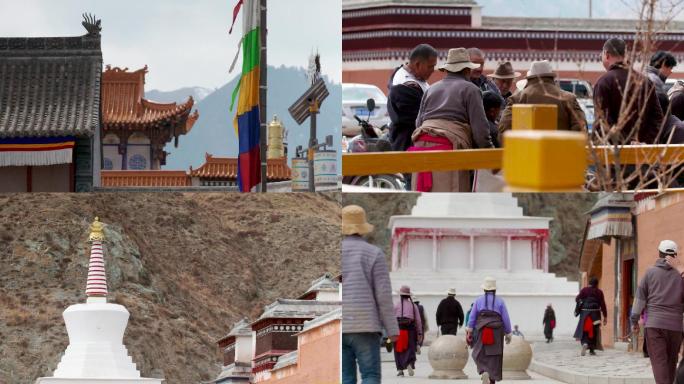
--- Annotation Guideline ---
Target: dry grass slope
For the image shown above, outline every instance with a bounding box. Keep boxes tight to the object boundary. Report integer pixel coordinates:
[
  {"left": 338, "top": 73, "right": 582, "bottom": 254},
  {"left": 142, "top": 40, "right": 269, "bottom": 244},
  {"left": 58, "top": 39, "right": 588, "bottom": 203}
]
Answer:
[{"left": 0, "top": 192, "right": 340, "bottom": 384}]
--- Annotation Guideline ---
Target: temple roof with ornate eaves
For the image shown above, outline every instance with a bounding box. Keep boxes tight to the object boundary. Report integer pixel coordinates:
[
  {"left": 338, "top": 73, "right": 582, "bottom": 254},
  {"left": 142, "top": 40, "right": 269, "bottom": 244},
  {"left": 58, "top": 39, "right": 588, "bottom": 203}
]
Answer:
[{"left": 102, "top": 66, "right": 199, "bottom": 134}]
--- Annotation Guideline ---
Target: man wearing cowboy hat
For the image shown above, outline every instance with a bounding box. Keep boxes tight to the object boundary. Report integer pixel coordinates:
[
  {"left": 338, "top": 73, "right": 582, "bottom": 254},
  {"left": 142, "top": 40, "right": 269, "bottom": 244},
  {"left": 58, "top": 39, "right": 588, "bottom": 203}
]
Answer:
[
  {"left": 409, "top": 47, "right": 494, "bottom": 192},
  {"left": 342, "top": 205, "right": 398, "bottom": 384},
  {"left": 436, "top": 288, "right": 465, "bottom": 335},
  {"left": 466, "top": 277, "right": 512, "bottom": 384},
  {"left": 498, "top": 60, "right": 586, "bottom": 135},
  {"left": 487, "top": 62, "right": 520, "bottom": 101},
  {"left": 632, "top": 240, "right": 684, "bottom": 384}
]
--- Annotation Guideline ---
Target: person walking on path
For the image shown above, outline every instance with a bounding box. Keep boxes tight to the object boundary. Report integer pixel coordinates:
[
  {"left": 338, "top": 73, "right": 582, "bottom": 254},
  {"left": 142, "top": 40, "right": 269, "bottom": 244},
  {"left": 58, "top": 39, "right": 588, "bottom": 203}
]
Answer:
[
  {"left": 543, "top": 303, "right": 556, "bottom": 343},
  {"left": 413, "top": 296, "right": 429, "bottom": 350},
  {"left": 410, "top": 47, "right": 494, "bottom": 192},
  {"left": 436, "top": 288, "right": 465, "bottom": 335},
  {"left": 393, "top": 285, "right": 423, "bottom": 377},
  {"left": 466, "top": 277, "right": 512, "bottom": 384},
  {"left": 574, "top": 277, "right": 607, "bottom": 356},
  {"left": 631, "top": 240, "right": 684, "bottom": 384},
  {"left": 511, "top": 325, "right": 524, "bottom": 338},
  {"left": 342, "top": 205, "right": 399, "bottom": 384}
]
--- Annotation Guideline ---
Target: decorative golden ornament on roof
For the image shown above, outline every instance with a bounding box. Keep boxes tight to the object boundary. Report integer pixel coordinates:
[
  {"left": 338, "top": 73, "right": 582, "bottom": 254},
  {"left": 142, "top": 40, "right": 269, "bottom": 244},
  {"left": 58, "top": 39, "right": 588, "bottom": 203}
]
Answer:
[{"left": 88, "top": 217, "right": 105, "bottom": 242}]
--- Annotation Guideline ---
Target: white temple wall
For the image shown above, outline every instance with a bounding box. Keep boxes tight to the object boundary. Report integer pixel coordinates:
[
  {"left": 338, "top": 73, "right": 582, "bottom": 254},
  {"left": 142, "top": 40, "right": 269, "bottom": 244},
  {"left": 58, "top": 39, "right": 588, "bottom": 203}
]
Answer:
[
  {"left": 440, "top": 239, "right": 469, "bottom": 270},
  {"left": 316, "top": 291, "right": 341, "bottom": 302},
  {"left": 400, "top": 236, "right": 538, "bottom": 272},
  {"left": 474, "top": 237, "right": 505, "bottom": 269},
  {"left": 510, "top": 240, "right": 533, "bottom": 271},
  {"left": 235, "top": 334, "right": 253, "bottom": 364}
]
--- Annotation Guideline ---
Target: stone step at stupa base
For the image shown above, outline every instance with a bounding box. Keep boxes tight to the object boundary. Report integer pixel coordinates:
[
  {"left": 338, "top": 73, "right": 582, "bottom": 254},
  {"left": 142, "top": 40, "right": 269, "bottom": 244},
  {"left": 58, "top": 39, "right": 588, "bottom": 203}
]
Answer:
[
  {"left": 53, "top": 344, "right": 140, "bottom": 379},
  {"left": 36, "top": 378, "right": 162, "bottom": 384}
]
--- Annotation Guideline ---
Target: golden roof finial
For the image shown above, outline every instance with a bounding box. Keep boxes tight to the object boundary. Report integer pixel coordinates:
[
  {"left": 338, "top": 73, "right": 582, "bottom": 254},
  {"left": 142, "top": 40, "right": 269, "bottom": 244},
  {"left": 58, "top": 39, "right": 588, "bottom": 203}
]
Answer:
[{"left": 88, "top": 217, "right": 105, "bottom": 242}]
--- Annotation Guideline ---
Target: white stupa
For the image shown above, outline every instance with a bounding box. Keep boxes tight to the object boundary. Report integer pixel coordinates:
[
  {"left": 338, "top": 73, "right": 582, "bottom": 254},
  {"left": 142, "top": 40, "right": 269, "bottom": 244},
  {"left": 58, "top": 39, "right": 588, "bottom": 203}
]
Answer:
[
  {"left": 389, "top": 194, "right": 578, "bottom": 339},
  {"left": 36, "top": 218, "right": 163, "bottom": 384}
]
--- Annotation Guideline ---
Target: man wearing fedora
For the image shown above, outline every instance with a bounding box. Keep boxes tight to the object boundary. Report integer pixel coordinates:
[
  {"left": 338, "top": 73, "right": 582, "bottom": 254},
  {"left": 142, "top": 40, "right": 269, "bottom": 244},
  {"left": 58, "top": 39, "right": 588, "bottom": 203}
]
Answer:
[
  {"left": 466, "top": 277, "right": 512, "bottom": 384},
  {"left": 498, "top": 60, "right": 586, "bottom": 134},
  {"left": 631, "top": 240, "right": 684, "bottom": 384},
  {"left": 436, "top": 288, "right": 465, "bottom": 335},
  {"left": 409, "top": 47, "right": 494, "bottom": 192},
  {"left": 342, "top": 205, "right": 399, "bottom": 384},
  {"left": 487, "top": 62, "right": 520, "bottom": 101}
]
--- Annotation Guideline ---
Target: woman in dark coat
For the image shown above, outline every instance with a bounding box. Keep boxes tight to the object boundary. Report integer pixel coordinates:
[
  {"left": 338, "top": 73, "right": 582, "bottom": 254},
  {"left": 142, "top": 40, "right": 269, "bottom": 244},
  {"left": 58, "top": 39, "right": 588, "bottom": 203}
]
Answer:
[
  {"left": 543, "top": 303, "right": 556, "bottom": 343},
  {"left": 573, "top": 277, "right": 607, "bottom": 356}
]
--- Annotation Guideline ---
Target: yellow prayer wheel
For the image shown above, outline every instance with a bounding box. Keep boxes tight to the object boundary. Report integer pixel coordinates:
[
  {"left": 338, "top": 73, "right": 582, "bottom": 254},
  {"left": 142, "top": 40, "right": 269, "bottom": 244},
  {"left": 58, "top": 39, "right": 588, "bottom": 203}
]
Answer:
[
  {"left": 512, "top": 104, "right": 558, "bottom": 131},
  {"left": 267, "top": 115, "right": 285, "bottom": 160},
  {"left": 502, "top": 130, "right": 587, "bottom": 191}
]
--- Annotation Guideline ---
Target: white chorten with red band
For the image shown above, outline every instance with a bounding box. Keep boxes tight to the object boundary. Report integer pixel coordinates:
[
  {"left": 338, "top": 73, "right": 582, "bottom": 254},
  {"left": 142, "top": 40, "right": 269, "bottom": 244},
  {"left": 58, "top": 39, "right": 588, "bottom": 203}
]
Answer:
[
  {"left": 36, "top": 217, "right": 162, "bottom": 384},
  {"left": 388, "top": 193, "right": 578, "bottom": 339}
]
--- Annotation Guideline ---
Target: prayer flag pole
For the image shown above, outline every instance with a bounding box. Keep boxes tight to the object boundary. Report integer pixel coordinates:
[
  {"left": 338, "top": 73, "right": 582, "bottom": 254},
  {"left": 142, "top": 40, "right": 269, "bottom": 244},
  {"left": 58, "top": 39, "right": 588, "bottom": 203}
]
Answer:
[{"left": 259, "top": 0, "right": 268, "bottom": 192}]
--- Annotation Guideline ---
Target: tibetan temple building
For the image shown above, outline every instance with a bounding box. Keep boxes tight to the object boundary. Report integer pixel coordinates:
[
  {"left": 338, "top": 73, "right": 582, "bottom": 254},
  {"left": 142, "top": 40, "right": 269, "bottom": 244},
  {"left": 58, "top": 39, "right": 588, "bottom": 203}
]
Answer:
[
  {"left": 100, "top": 153, "right": 292, "bottom": 188},
  {"left": 213, "top": 274, "right": 341, "bottom": 384},
  {"left": 189, "top": 154, "right": 291, "bottom": 187},
  {"left": 101, "top": 65, "right": 199, "bottom": 171},
  {"left": 0, "top": 17, "right": 103, "bottom": 192},
  {"left": 342, "top": 0, "right": 684, "bottom": 91},
  {"left": 579, "top": 192, "right": 666, "bottom": 351}
]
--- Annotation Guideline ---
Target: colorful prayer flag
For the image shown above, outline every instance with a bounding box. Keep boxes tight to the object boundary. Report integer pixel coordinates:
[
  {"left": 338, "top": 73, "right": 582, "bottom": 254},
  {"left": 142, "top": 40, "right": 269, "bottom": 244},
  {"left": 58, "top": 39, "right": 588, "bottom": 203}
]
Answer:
[{"left": 231, "top": 0, "right": 261, "bottom": 192}]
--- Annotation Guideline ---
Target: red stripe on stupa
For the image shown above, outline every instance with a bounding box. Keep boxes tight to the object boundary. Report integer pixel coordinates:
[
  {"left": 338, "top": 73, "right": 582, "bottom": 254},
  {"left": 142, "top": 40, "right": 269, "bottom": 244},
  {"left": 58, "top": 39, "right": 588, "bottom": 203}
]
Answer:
[{"left": 86, "top": 240, "right": 108, "bottom": 297}]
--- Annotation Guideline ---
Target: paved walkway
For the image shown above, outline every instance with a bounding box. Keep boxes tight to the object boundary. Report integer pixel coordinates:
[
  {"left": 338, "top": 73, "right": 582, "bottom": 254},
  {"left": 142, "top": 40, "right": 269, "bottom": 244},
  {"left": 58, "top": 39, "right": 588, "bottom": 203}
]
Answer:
[
  {"left": 374, "top": 338, "right": 656, "bottom": 383},
  {"left": 381, "top": 347, "right": 562, "bottom": 384},
  {"left": 530, "top": 339, "right": 655, "bottom": 384}
]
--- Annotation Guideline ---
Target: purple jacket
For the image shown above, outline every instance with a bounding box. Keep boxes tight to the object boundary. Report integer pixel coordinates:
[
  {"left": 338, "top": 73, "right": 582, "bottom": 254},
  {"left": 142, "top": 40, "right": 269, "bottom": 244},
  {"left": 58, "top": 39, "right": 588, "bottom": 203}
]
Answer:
[
  {"left": 393, "top": 297, "right": 423, "bottom": 336},
  {"left": 467, "top": 293, "right": 512, "bottom": 334}
]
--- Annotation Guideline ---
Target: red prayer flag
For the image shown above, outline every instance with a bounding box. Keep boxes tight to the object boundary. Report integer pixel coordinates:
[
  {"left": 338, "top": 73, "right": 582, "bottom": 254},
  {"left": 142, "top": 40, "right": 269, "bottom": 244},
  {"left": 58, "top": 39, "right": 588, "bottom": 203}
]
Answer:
[{"left": 229, "top": 0, "right": 244, "bottom": 34}]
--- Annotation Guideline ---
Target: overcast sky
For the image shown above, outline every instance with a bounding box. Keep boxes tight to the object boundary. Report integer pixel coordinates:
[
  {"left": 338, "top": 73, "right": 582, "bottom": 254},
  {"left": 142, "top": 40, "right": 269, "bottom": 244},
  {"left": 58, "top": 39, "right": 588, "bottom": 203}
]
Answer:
[
  {"left": 477, "top": 0, "right": 684, "bottom": 20},
  {"left": 0, "top": 0, "right": 341, "bottom": 91}
]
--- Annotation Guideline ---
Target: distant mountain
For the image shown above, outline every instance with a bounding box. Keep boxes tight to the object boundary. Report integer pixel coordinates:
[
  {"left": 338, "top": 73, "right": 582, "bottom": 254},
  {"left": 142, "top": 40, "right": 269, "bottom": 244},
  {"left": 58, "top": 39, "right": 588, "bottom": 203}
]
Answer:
[
  {"left": 161, "top": 66, "right": 342, "bottom": 170},
  {"left": 145, "top": 87, "right": 214, "bottom": 104}
]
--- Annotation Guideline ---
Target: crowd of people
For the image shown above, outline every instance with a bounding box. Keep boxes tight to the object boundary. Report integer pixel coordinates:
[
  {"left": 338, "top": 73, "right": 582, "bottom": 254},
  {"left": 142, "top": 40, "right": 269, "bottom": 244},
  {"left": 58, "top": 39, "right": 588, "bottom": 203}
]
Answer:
[
  {"left": 342, "top": 203, "right": 684, "bottom": 384},
  {"left": 386, "top": 39, "right": 684, "bottom": 192},
  {"left": 342, "top": 205, "right": 545, "bottom": 384}
]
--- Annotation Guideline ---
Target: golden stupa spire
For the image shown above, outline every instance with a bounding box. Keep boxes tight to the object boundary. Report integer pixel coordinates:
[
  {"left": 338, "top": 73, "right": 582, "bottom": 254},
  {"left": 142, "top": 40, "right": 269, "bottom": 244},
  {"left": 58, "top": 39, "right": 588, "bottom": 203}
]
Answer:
[{"left": 88, "top": 217, "right": 105, "bottom": 242}]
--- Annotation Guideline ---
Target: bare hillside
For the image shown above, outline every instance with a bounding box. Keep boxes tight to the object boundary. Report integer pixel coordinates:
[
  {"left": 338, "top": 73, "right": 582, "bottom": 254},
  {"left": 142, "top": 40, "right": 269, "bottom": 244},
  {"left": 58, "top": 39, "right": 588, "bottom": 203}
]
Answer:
[{"left": 0, "top": 193, "right": 340, "bottom": 384}]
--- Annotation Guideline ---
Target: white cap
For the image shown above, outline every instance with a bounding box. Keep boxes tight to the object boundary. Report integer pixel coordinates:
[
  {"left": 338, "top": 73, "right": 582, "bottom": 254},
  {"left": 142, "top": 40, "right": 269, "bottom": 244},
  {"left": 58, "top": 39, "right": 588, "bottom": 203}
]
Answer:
[{"left": 658, "top": 240, "right": 678, "bottom": 255}]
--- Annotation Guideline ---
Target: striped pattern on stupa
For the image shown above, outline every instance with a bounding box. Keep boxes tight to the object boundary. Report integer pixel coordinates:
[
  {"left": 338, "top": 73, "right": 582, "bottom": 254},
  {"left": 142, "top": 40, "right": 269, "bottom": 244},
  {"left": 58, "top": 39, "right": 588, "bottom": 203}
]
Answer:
[
  {"left": 85, "top": 217, "right": 107, "bottom": 298},
  {"left": 85, "top": 240, "right": 107, "bottom": 297}
]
